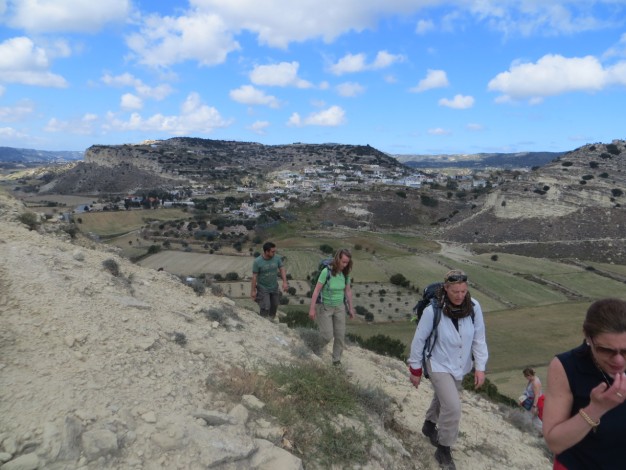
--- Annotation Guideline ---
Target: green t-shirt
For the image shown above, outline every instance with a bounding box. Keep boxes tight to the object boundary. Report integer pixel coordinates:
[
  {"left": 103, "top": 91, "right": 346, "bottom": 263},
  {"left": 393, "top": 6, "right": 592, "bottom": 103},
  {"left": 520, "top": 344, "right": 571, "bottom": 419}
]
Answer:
[
  {"left": 252, "top": 255, "right": 283, "bottom": 291},
  {"left": 317, "top": 268, "right": 350, "bottom": 306}
]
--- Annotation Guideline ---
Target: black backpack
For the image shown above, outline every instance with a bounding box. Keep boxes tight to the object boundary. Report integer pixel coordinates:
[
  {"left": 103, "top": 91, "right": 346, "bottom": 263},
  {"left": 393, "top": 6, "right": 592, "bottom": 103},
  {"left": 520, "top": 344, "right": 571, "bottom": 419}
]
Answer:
[
  {"left": 412, "top": 282, "right": 443, "bottom": 324},
  {"left": 412, "top": 282, "right": 475, "bottom": 378}
]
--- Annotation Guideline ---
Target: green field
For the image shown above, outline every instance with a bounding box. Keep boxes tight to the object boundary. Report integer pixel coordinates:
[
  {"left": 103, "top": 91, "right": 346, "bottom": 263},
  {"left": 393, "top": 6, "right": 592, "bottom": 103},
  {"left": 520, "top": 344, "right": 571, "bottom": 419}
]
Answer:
[
  {"left": 78, "top": 208, "right": 189, "bottom": 237},
  {"left": 79, "top": 209, "right": 626, "bottom": 400}
]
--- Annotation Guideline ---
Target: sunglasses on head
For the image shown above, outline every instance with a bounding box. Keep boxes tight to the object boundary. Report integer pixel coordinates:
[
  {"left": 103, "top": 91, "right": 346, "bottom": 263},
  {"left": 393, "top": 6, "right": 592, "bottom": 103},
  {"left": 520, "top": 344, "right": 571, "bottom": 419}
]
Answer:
[{"left": 445, "top": 274, "right": 467, "bottom": 283}]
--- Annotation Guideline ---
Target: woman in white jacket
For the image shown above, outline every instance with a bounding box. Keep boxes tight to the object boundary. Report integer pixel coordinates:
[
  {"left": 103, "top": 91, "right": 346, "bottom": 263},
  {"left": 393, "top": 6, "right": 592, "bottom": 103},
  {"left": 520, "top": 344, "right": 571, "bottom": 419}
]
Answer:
[{"left": 407, "top": 270, "right": 488, "bottom": 470}]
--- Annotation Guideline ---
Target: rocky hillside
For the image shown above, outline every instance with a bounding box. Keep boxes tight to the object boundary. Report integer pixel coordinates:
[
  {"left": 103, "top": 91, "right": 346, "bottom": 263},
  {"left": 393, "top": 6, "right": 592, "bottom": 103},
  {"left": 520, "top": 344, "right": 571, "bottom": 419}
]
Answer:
[
  {"left": 0, "top": 191, "right": 551, "bottom": 469},
  {"left": 439, "top": 140, "right": 626, "bottom": 263}
]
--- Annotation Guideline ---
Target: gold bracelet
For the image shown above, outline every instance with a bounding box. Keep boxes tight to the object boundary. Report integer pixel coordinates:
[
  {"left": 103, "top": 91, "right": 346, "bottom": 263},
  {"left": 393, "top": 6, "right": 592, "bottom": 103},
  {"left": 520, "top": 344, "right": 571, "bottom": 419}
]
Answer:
[{"left": 578, "top": 408, "right": 600, "bottom": 431}]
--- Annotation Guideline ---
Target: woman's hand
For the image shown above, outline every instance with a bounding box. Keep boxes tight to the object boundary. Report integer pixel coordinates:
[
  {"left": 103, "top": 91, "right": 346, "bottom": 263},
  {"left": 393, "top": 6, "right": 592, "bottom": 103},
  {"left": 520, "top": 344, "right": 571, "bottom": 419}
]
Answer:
[
  {"left": 309, "top": 307, "right": 316, "bottom": 320},
  {"left": 410, "top": 374, "right": 421, "bottom": 389},
  {"left": 589, "top": 371, "right": 626, "bottom": 412}
]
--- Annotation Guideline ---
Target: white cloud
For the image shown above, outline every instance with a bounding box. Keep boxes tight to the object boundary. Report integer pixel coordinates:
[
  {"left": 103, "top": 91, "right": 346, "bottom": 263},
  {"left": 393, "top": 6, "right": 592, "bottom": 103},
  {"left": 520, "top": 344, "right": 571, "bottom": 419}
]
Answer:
[
  {"left": 466, "top": 123, "right": 484, "bottom": 131},
  {"left": 105, "top": 92, "right": 232, "bottom": 134},
  {"left": 410, "top": 69, "right": 449, "bottom": 92},
  {"left": 0, "top": 37, "right": 67, "bottom": 87},
  {"left": 488, "top": 54, "right": 611, "bottom": 102},
  {"left": 101, "top": 73, "right": 173, "bottom": 100},
  {"left": 336, "top": 82, "right": 365, "bottom": 97},
  {"left": 287, "top": 105, "right": 346, "bottom": 127},
  {"left": 126, "top": 13, "right": 240, "bottom": 67},
  {"left": 0, "top": 126, "right": 28, "bottom": 139},
  {"left": 416, "top": 19, "right": 435, "bottom": 35},
  {"left": 329, "top": 51, "right": 403, "bottom": 75},
  {"left": 287, "top": 113, "right": 301, "bottom": 127},
  {"left": 189, "top": 0, "right": 404, "bottom": 48},
  {"left": 0, "top": 99, "right": 35, "bottom": 122},
  {"left": 329, "top": 53, "right": 367, "bottom": 75},
  {"left": 428, "top": 127, "right": 451, "bottom": 136},
  {"left": 120, "top": 93, "right": 143, "bottom": 111},
  {"left": 44, "top": 114, "right": 99, "bottom": 135},
  {"left": 439, "top": 94, "right": 474, "bottom": 109},
  {"left": 0, "top": 84, "right": 4, "bottom": 97},
  {"left": 249, "top": 62, "right": 312, "bottom": 88},
  {"left": 372, "top": 50, "right": 405, "bottom": 69},
  {"left": 7, "top": 0, "right": 131, "bottom": 33},
  {"left": 229, "top": 85, "right": 280, "bottom": 108},
  {"left": 248, "top": 120, "right": 270, "bottom": 135}
]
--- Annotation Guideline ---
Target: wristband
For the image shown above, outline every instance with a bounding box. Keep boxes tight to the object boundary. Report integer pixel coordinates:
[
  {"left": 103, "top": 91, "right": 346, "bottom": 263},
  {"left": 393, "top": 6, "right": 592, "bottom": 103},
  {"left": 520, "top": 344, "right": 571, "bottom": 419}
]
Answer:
[{"left": 409, "top": 367, "right": 423, "bottom": 377}]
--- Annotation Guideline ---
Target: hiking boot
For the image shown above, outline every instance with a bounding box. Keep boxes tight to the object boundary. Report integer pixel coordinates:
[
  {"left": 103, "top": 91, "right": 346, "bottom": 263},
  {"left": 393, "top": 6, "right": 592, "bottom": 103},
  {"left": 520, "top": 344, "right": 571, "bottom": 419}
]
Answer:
[
  {"left": 422, "top": 420, "right": 438, "bottom": 447},
  {"left": 435, "top": 445, "right": 456, "bottom": 470}
]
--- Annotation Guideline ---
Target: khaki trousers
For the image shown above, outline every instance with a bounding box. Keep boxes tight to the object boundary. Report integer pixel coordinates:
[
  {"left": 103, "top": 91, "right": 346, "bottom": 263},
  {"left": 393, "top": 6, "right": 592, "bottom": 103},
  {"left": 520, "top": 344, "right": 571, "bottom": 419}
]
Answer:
[
  {"left": 425, "top": 360, "right": 463, "bottom": 447},
  {"left": 316, "top": 304, "right": 346, "bottom": 362}
]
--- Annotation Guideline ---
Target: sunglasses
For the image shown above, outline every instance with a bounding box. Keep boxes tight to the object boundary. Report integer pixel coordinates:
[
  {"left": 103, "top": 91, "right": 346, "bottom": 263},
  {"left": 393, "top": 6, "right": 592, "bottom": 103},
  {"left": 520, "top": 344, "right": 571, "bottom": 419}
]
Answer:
[
  {"left": 590, "top": 339, "right": 626, "bottom": 360},
  {"left": 445, "top": 274, "right": 467, "bottom": 283}
]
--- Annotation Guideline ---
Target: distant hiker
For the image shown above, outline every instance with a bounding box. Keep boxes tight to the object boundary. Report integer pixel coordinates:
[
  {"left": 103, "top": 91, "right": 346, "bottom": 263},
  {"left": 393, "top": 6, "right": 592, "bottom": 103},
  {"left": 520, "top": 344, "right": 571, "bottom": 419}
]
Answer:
[
  {"left": 543, "top": 298, "right": 626, "bottom": 470},
  {"left": 407, "top": 269, "right": 488, "bottom": 470},
  {"left": 519, "top": 367, "right": 544, "bottom": 433},
  {"left": 308, "top": 248, "right": 355, "bottom": 366},
  {"left": 250, "top": 242, "right": 288, "bottom": 321}
]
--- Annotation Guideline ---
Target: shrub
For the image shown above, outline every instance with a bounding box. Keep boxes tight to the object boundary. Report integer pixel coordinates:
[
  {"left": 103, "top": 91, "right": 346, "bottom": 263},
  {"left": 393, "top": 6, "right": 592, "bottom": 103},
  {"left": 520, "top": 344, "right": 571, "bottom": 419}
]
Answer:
[
  {"left": 189, "top": 279, "right": 206, "bottom": 296},
  {"left": 395, "top": 190, "right": 406, "bottom": 198},
  {"left": 355, "top": 334, "right": 406, "bottom": 360},
  {"left": 420, "top": 194, "right": 438, "bottom": 207},
  {"left": 225, "top": 272, "right": 239, "bottom": 281},
  {"left": 589, "top": 161, "right": 599, "bottom": 169},
  {"left": 612, "top": 188, "right": 623, "bottom": 197},
  {"left": 581, "top": 174, "right": 594, "bottom": 180},
  {"left": 18, "top": 212, "right": 39, "bottom": 230},
  {"left": 389, "top": 273, "right": 410, "bottom": 287},
  {"left": 279, "top": 296, "right": 289, "bottom": 305},
  {"left": 170, "top": 332, "right": 187, "bottom": 346},
  {"left": 319, "top": 244, "right": 334, "bottom": 254},
  {"left": 287, "top": 286, "right": 297, "bottom": 295},
  {"left": 606, "top": 143, "right": 621, "bottom": 155},
  {"left": 599, "top": 172, "right": 609, "bottom": 178},
  {"left": 561, "top": 161, "right": 573, "bottom": 167},
  {"left": 283, "top": 310, "right": 316, "bottom": 329},
  {"left": 147, "top": 244, "right": 161, "bottom": 254},
  {"left": 102, "top": 258, "right": 121, "bottom": 277},
  {"left": 202, "top": 308, "right": 226, "bottom": 323},
  {"left": 491, "top": 254, "right": 499, "bottom": 261}
]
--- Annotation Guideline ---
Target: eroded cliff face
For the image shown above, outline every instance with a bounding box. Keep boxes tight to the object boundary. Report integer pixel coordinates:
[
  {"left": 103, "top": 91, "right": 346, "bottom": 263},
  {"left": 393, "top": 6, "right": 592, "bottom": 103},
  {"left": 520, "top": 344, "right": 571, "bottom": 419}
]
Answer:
[
  {"left": 0, "top": 192, "right": 552, "bottom": 470},
  {"left": 85, "top": 144, "right": 165, "bottom": 174},
  {"left": 441, "top": 141, "right": 626, "bottom": 262}
]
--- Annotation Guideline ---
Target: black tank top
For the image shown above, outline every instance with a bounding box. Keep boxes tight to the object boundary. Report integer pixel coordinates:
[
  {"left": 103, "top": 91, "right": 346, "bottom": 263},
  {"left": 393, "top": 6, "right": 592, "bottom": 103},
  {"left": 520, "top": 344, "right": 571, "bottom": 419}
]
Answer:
[{"left": 557, "top": 342, "right": 626, "bottom": 469}]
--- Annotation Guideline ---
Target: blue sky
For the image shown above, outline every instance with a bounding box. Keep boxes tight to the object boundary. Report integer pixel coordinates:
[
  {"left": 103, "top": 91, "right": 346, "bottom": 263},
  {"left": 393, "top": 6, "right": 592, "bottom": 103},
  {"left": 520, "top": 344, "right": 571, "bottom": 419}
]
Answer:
[{"left": 1, "top": 1, "right": 626, "bottom": 155}]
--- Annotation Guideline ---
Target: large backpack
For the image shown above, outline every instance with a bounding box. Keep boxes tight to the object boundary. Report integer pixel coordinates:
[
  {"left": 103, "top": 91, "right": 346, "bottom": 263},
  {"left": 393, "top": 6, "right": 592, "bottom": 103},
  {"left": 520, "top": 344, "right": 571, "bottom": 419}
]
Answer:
[
  {"left": 412, "top": 282, "right": 475, "bottom": 378},
  {"left": 412, "top": 282, "right": 443, "bottom": 324},
  {"left": 310, "top": 258, "right": 334, "bottom": 304},
  {"left": 310, "top": 258, "right": 351, "bottom": 311}
]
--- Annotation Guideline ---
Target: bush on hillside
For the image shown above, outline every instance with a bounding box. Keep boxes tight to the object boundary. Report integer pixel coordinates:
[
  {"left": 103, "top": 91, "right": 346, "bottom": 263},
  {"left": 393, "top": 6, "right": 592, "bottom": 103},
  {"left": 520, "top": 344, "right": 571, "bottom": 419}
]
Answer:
[
  {"left": 319, "top": 244, "right": 334, "bottom": 254},
  {"left": 389, "top": 273, "right": 410, "bottom": 287}
]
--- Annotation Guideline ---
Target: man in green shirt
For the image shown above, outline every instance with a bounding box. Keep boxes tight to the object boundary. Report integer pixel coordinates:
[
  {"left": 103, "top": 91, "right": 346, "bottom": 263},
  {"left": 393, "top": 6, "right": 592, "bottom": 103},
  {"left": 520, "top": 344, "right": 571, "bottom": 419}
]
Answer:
[{"left": 251, "top": 241, "right": 288, "bottom": 320}]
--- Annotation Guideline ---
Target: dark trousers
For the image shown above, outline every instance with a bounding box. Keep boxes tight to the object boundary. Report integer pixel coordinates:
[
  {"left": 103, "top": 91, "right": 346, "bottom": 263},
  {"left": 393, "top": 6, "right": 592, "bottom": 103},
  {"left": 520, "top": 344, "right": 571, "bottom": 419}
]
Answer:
[{"left": 256, "top": 287, "right": 279, "bottom": 317}]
